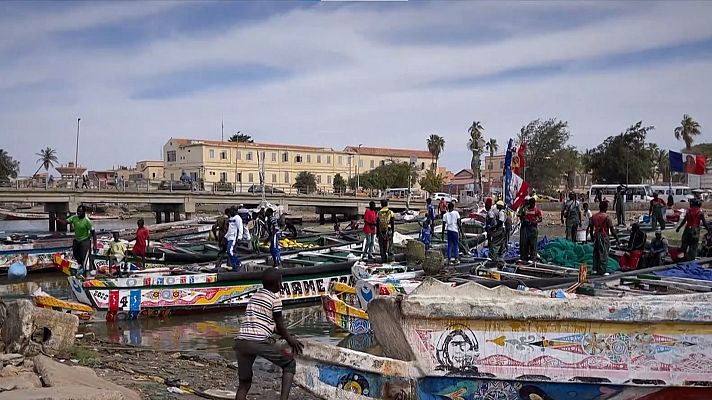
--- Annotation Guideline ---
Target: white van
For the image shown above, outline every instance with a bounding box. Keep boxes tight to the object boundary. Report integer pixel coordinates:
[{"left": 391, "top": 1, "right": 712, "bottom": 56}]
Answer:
[
  {"left": 588, "top": 184, "right": 652, "bottom": 203},
  {"left": 651, "top": 186, "right": 694, "bottom": 203}
]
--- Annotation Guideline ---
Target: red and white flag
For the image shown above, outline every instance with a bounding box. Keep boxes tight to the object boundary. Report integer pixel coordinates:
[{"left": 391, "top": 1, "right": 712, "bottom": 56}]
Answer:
[{"left": 509, "top": 172, "right": 529, "bottom": 210}]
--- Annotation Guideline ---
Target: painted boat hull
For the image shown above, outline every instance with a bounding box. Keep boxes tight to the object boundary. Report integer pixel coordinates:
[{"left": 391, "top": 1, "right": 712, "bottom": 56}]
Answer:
[
  {"left": 68, "top": 261, "right": 356, "bottom": 320},
  {"left": 296, "top": 340, "right": 712, "bottom": 400}
]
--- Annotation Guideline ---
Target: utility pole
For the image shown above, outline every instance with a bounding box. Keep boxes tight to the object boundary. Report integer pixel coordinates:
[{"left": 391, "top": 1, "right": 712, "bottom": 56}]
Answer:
[
  {"left": 356, "top": 144, "right": 362, "bottom": 192},
  {"left": 74, "top": 118, "right": 81, "bottom": 188}
]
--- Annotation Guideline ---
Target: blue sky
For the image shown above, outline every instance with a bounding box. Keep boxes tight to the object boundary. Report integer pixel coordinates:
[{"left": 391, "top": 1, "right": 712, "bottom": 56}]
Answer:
[{"left": 1, "top": 1, "right": 711, "bottom": 175}]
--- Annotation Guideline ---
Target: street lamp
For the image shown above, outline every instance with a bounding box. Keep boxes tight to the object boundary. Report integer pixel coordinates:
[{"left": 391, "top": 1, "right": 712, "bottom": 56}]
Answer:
[{"left": 74, "top": 118, "right": 81, "bottom": 188}]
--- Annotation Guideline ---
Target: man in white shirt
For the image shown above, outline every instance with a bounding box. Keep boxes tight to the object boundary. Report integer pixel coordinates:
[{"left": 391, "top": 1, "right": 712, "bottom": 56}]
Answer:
[
  {"left": 441, "top": 202, "right": 462, "bottom": 265},
  {"left": 226, "top": 208, "right": 243, "bottom": 270}
]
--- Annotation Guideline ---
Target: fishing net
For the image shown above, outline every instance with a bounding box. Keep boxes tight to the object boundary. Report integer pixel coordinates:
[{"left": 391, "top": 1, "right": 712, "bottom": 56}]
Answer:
[
  {"left": 539, "top": 238, "right": 620, "bottom": 272},
  {"left": 406, "top": 240, "right": 426, "bottom": 264},
  {"left": 423, "top": 249, "right": 445, "bottom": 275}
]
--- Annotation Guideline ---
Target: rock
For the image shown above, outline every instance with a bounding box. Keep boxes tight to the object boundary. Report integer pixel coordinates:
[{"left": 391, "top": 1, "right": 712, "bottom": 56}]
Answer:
[
  {"left": 0, "top": 386, "right": 129, "bottom": 400},
  {"left": 0, "top": 353, "right": 24, "bottom": 367},
  {"left": 0, "top": 371, "right": 42, "bottom": 391},
  {"left": 2, "top": 300, "right": 79, "bottom": 357},
  {"left": 0, "top": 365, "right": 21, "bottom": 377},
  {"left": 422, "top": 249, "right": 445, "bottom": 275},
  {"left": 33, "top": 355, "right": 141, "bottom": 400}
]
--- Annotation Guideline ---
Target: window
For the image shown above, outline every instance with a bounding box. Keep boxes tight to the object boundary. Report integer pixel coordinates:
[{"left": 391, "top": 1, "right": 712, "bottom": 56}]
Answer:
[
  {"left": 246, "top": 152, "right": 253, "bottom": 161},
  {"left": 316, "top": 175, "right": 321, "bottom": 184},
  {"left": 282, "top": 152, "right": 289, "bottom": 162},
  {"left": 220, "top": 172, "right": 227, "bottom": 182},
  {"left": 152, "top": 173, "right": 156, "bottom": 179},
  {"left": 317, "top": 155, "right": 321, "bottom": 163},
  {"left": 237, "top": 151, "right": 242, "bottom": 160},
  {"left": 327, "top": 155, "right": 331, "bottom": 164},
  {"left": 248, "top": 173, "right": 253, "bottom": 183},
  {"left": 338, "top": 156, "right": 343, "bottom": 165},
  {"left": 190, "top": 172, "right": 198, "bottom": 181},
  {"left": 209, "top": 171, "right": 215, "bottom": 176},
  {"left": 380, "top": 160, "right": 385, "bottom": 166},
  {"left": 327, "top": 175, "right": 332, "bottom": 184},
  {"left": 272, "top": 173, "right": 277, "bottom": 183},
  {"left": 284, "top": 171, "right": 290, "bottom": 183},
  {"left": 209, "top": 149, "right": 215, "bottom": 159},
  {"left": 271, "top": 152, "right": 277, "bottom": 162},
  {"left": 167, "top": 151, "right": 177, "bottom": 162},
  {"left": 170, "top": 173, "right": 175, "bottom": 180},
  {"left": 421, "top": 162, "right": 425, "bottom": 170},
  {"left": 237, "top": 172, "right": 242, "bottom": 182},
  {"left": 370, "top": 160, "right": 375, "bottom": 168},
  {"left": 306, "top": 154, "right": 311, "bottom": 163},
  {"left": 358, "top": 160, "right": 363, "bottom": 168},
  {"left": 295, "top": 154, "right": 303, "bottom": 163},
  {"left": 220, "top": 151, "right": 227, "bottom": 160}
]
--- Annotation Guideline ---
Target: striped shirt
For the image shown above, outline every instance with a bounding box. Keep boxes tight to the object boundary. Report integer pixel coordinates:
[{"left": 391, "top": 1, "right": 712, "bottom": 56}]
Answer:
[{"left": 237, "top": 288, "right": 282, "bottom": 341}]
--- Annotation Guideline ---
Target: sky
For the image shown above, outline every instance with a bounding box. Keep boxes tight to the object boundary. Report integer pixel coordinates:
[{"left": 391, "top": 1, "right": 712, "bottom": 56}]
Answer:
[{"left": 1, "top": 0, "right": 711, "bottom": 176}]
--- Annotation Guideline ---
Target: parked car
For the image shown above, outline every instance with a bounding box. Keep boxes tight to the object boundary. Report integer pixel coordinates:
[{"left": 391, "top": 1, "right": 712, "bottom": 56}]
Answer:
[
  {"left": 431, "top": 192, "right": 457, "bottom": 203},
  {"left": 158, "top": 180, "right": 192, "bottom": 191},
  {"left": 247, "top": 184, "right": 285, "bottom": 194}
]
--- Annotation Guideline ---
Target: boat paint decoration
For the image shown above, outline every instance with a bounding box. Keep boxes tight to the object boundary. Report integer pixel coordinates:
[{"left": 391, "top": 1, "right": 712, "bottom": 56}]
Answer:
[
  {"left": 1, "top": 250, "right": 71, "bottom": 272},
  {"left": 322, "top": 294, "right": 371, "bottom": 334},
  {"left": 315, "top": 364, "right": 411, "bottom": 400}
]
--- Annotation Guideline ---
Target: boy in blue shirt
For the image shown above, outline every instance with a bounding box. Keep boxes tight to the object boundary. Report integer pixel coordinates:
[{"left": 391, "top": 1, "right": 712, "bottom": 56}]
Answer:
[{"left": 420, "top": 219, "right": 432, "bottom": 250}]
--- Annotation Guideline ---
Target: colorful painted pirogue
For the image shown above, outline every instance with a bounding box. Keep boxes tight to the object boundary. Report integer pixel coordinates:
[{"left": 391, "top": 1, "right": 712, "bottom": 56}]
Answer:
[
  {"left": 31, "top": 289, "right": 95, "bottom": 321},
  {"left": 0, "top": 241, "right": 72, "bottom": 273},
  {"left": 297, "top": 278, "right": 712, "bottom": 399},
  {"left": 63, "top": 252, "right": 357, "bottom": 320}
]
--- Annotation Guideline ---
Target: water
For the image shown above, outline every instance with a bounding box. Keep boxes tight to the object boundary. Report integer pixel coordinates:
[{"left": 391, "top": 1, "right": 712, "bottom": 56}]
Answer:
[
  {"left": 1, "top": 273, "right": 353, "bottom": 360},
  {"left": 0, "top": 219, "right": 138, "bottom": 235}
]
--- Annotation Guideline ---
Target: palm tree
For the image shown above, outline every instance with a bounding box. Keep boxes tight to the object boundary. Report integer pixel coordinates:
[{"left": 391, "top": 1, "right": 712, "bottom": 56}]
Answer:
[
  {"left": 426, "top": 134, "right": 445, "bottom": 170},
  {"left": 33, "top": 147, "right": 58, "bottom": 188},
  {"left": 485, "top": 138, "right": 498, "bottom": 159},
  {"left": 467, "top": 121, "right": 485, "bottom": 194},
  {"left": 674, "top": 114, "right": 701, "bottom": 151},
  {"left": 651, "top": 146, "right": 669, "bottom": 183},
  {"left": 228, "top": 131, "right": 254, "bottom": 143}
]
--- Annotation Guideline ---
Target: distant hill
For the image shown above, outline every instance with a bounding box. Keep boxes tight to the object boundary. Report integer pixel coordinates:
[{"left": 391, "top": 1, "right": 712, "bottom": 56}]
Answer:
[{"left": 688, "top": 143, "right": 712, "bottom": 159}]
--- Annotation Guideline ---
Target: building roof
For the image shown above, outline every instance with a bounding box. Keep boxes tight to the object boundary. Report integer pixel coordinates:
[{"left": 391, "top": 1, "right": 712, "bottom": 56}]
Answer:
[
  {"left": 343, "top": 145, "right": 433, "bottom": 159},
  {"left": 168, "top": 138, "right": 337, "bottom": 153}
]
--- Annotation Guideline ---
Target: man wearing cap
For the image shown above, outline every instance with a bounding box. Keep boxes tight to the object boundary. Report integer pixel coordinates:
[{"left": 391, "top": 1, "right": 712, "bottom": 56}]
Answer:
[
  {"left": 517, "top": 197, "right": 542, "bottom": 262},
  {"left": 489, "top": 201, "right": 507, "bottom": 262},
  {"left": 648, "top": 230, "right": 668, "bottom": 267},
  {"left": 648, "top": 192, "right": 666, "bottom": 231},
  {"left": 561, "top": 192, "right": 581, "bottom": 242}
]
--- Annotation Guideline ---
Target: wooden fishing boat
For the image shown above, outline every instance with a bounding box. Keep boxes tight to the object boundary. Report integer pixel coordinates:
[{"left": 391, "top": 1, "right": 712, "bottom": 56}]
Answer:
[
  {"left": 31, "top": 289, "right": 94, "bottom": 320},
  {"left": 0, "top": 240, "right": 72, "bottom": 273},
  {"left": 65, "top": 256, "right": 358, "bottom": 320},
  {"left": 297, "top": 279, "right": 712, "bottom": 399},
  {"left": 0, "top": 208, "right": 48, "bottom": 220}
]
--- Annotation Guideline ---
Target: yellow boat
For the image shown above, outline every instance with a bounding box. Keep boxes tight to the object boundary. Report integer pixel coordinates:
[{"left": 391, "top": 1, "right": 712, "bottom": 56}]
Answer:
[{"left": 32, "top": 289, "right": 95, "bottom": 321}]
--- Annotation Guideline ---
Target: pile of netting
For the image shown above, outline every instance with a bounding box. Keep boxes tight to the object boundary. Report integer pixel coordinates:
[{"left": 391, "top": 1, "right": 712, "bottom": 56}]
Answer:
[{"left": 538, "top": 238, "right": 620, "bottom": 272}]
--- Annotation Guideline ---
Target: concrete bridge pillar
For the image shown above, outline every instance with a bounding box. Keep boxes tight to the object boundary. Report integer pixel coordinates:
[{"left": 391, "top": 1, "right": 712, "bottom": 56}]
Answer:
[
  {"left": 155, "top": 211, "right": 162, "bottom": 224},
  {"left": 44, "top": 203, "right": 69, "bottom": 233},
  {"left": 163, "top": 211, "right": 171, "bottom": 224}
]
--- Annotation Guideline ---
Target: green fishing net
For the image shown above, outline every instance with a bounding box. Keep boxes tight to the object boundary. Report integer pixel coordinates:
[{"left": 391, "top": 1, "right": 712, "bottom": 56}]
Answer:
[{"left": 539, "top": 238, "right": 620, "bottom": 272}]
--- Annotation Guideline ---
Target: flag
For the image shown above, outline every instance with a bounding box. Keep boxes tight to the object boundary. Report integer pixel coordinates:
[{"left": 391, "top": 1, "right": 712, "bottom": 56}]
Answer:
[
  {"left": 512, "top": 143, "right": 525, "bottom": 175},
  {"left": 670, "top": 150, "right": 706, "bottom": 175},
  {"left": 510, "top": 172, "right": 529, "bottom": 210},
  {"left": 504, "top": 139, "right": 514, "bottom": 206}
]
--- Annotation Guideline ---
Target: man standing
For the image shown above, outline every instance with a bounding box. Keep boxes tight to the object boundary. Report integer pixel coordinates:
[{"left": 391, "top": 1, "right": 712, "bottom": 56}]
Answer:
[
  {"left": 226, "top": 208, "right": 243, "bottom": 270},
  {"left": 612, "top": 185, "right": 627, "bottom": 226},
  {"left": 676, "top": 199, "right": 708, "bottom": 261},
  {"left": 438, "top": 198, "right": 447, "bottom": 217},
  {"left": 441, "top": 202, "right": 462, "bottom": 265},
  {"left": 234, "top": 268, "right": 303, "bottom": 400},
  {"left": 132, "top": 218, "right": 150, "bottom": 268},
  {"left": 588, "top": 201, "right": 618, "bottom": 275},
  {"left": 213, "top": 209, "right": 231, "bottom": 267},
  {"left": 518, "top": 197, "right": 542, "bottom": 262},
  {"left": 561, "top": 192, "right": 581, "bottom": 242},
  {"left": 425, "top": 197, "right": 437, "bottom": 226},
  {"left": 648, "top": 230, "right": 669, "bottom": 267},
  {"left": 266, "top": 208, "right": 281, "bottom": 267},
  {"left": 648, "top": 192, "right": 667, "bottom": 231},
  {"left": 581, "top": 202, "right": 592, "bottom": 242},
  {"left": 58, "top": 205, "right": 97, "bottom": 274},
  {"left": 362, "top": 201, "right": 377, "bottom": 260},
  {"left": 376, "top": 199, "right": 395, "bottom": 263},
  {"left": 488, "top": 201, "right": 507, "bottom": 262},
  {"left": 619, "top": 223, "right": 646, "bottom": 270}
]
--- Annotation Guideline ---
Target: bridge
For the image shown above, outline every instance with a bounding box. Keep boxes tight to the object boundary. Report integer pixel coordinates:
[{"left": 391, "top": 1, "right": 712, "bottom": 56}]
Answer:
[{"left": 0, "top": 189, "right": 420, "bottom": 231}]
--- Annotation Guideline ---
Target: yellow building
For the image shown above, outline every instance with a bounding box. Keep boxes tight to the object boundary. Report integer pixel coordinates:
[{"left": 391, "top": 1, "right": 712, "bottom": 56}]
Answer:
[
  {"left": 163, "top": 138, "right": 434, "bottom": 192},
  {"left": 134, "top": 160, "right": 164, "bottom": 180}
]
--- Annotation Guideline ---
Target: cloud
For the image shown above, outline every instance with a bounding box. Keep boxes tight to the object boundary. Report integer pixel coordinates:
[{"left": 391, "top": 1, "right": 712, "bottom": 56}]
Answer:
[{"left": 1, "top": 1, "right": 711, "bottom": 176}]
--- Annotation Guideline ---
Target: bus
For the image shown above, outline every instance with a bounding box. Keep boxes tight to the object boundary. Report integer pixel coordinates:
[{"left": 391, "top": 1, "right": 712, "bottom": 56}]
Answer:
[
  {"left": 588, "top": 184, "right": 652, "bottom": 204},
  {"left": 385, "top": 188, "right": 423, "bottom": 199},
  {"left": 651, "top": 186, "right": 694, "bottom": 203}
]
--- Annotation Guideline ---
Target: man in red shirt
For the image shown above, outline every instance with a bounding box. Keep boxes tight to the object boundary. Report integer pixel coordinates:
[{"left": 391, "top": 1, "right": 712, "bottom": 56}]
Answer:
[
  {"left": 517, "top": 197, "right": 542, "bottom": 262},
  {"left": 132, "top": 218, "right": 150, "bottom": 267},
  {"left": 588, "top": 201, "right": 618, "bottom": 275},
  {"left": 362, "top": 201, "right": 377, "bottom": 260},
  {"left": 677, "top": 199, "right": 708, "bottom": 260},
  {"left": 648, "top": 192, "right": 667, "bottom": 231}
]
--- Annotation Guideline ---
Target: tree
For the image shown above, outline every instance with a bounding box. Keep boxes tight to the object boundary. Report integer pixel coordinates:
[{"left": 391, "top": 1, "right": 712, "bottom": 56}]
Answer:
[
  {"left": 333, "top": 173, "right": 347, "bottom": 193},
  {"left": 485, "top": 138, "right": 499, "bottom": 159},
  {"left": 674, "top": 114, "right": 701, "bottom": 151},
  {"left": 33, "top": 147, "right": 58, "bottom": 178},
  {"left": 467, "top": 121, "right": 485, "bottom": 194},
  {"left": 517, "top": 118, "right": 571, "bottom": 192},
  {"left": 426, "top": 134, "right": 445, "bottom": 170},
  {"left": 0, "top": 149, "right": 19, "bottom": 180},
  {"left": 650, "top": 145, "right": 670, "bottom": 182},
  {"left": 558, "top": 147, "right": 580, "bottom": 191},
  {"left": 586, "top": 121, "right": 656, "bottom": 184},
  {"left": 228, "top": 131, "right": 254, "bottom": 143},
  {"left": 293, "top": 171, "right": 317, "bottom": 194},
  {"left": 353, "top": 162, "right": 417, "bottom": 191},
  {"left": 419, "top": 168, "right": 444, "bottom": 194}
]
